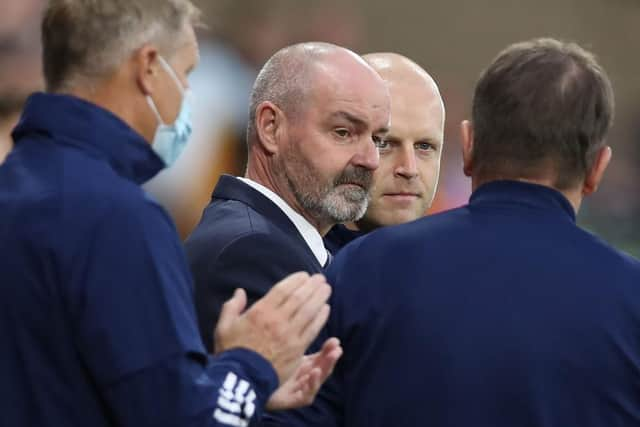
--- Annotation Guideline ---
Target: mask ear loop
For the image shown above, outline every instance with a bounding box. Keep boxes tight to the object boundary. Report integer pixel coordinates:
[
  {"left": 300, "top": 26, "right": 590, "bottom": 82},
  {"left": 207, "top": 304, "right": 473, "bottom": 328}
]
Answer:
[
  {"left": 157, "top": 56, "right": 186, "bottom": 95},
  {"left": 148, "top": 56, "right": 187, "bottom": 127},
  {"left": 146, "top": 94, "right": 165, "bottom": 126}
]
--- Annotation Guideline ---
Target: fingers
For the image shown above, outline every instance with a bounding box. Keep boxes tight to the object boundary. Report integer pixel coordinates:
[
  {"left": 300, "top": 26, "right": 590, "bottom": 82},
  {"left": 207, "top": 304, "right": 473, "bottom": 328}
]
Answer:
[
  {"left": 300, "top": 303, "right": 331, "bottom": 346},
  {"left": 296, "top": 341, "right": 343, "bottom": 405},
  {"left": 256, "top": 272, "right": 310, "bottom": 309},
  {"left": 216, "top": 288, "right": 247, "bottom": 334},
  {"left": 281, "top": 274, "right": 330, "bottom": 322},
  {"left": 296, "top": 368, "right": 323, "bottom": 406},
  {"left": 265, "top": 340, "right": 342, "bottom": 411},
  {"left": 310, "top": 338, "right": 343, "bottom": 378},
  {"left": 294, "top": 355, "right": 314, "bottom": 379},
  {"left": 308, "top": 367, "right": 323, "bottom": 395},
  {"left": 319, "top": 337, "right": 341, "bottom": 356}
]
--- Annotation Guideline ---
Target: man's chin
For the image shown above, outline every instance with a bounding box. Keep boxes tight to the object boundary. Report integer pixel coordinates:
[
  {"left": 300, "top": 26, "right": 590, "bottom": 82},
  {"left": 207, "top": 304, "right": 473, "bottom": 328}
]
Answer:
[{"left": 325, "top": 196, "right": 369, "bottom": 225}]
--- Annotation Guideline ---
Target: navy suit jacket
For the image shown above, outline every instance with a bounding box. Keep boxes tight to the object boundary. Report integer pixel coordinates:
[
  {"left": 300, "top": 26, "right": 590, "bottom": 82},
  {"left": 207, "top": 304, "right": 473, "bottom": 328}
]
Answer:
[
  {"left": 265, "top": 180, "right": 640, "bottom": 427},
  {"left": 185, "top": 175, "right": 323, "bottom": 351}
]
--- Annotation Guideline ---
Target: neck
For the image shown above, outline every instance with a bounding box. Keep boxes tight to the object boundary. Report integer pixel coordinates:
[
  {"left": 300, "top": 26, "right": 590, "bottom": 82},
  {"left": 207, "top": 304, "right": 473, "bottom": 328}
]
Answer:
[
  {"left": 65, "top": 78, "right": 154, "bottom": 144},
  {"left": 344, "top": 221, "right": 360, "bottom": 231},
  {"left": 472, "top": 176, "right": 582, "bottom": 214},
  {"left": 0, "top": 115, "right": 18, "bottom": 162},
  {"left": 245, "top": 150, "right": 333, "bottom": 235}
]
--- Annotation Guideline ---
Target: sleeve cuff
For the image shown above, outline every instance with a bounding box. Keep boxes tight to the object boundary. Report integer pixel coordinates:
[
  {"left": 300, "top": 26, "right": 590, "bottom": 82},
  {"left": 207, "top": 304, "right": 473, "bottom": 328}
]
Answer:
[{"left": 214, "top": 347, "right": 280, "bottom": 408}]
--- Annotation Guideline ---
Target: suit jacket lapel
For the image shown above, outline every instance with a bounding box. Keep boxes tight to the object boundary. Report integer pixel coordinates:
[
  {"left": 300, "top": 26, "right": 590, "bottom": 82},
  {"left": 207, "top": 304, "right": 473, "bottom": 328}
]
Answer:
[{"left": 212, "top": 175, "right": 322, "bottom": 270}]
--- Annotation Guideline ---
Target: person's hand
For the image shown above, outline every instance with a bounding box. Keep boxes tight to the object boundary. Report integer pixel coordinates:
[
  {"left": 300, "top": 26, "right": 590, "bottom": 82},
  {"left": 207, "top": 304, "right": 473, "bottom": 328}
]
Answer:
[
  {"left": 266, "top": 338, "right": 343, "bottom": 410},
  {"left": 214, "top": 272, "right": 332, "bottom": 385}
]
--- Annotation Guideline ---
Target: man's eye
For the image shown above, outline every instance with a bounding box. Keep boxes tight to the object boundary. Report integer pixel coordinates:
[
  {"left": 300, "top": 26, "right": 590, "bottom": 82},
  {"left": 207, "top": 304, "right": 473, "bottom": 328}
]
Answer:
[
  {"left": 374, "top": 137, "right": 389, "bottom": 149},
  {"left": 416, "top": 142, "right": 435, "bottom": 151},
  {"left": 334, "top": 129, "right": 350, "bottom": 138}
]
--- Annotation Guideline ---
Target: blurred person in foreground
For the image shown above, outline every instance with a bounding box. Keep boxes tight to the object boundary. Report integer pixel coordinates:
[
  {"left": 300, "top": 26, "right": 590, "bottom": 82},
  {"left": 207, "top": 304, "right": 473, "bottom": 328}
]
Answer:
[
  {"left": 324, "top": 52, "right": 445, "bottom": 253},
  {"left": 0, "top": 1, "right": 342, "bottom": 426},
  {"left": 185, "top": 42, "right": 390, "bottom": 351},
  {"left": 0, "top": 79, "right": 31, "bottom": 162},
  {"left": 267, "top": 38, "right": 640, "bottom": 427},
  {"left": 0, "top": 53, "right": 43, "bottom": 162},
  {"left": 143, "top": 0, "right": 299, "bottom": 239},
  {"left": 0, "top": 0, "right": 44, "bottom": 163}
]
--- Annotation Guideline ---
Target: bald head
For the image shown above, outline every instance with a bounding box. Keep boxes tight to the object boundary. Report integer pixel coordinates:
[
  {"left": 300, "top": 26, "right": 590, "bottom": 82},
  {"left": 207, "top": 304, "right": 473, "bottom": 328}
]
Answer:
[
  {"left": 363, "top": 52, "right": 442, "bottom": 108},
  {"left": 248, "top": 42, "right": 384, "bottom": 144},
  {"left": 353, "top": 52, "right": 445, "bottom": 231}
]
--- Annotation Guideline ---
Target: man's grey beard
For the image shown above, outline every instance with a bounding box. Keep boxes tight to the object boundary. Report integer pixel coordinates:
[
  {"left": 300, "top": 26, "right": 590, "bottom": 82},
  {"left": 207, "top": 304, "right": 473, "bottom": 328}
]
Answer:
[{"left": 278, "top": 150, "right": 372, "bottom": 225}]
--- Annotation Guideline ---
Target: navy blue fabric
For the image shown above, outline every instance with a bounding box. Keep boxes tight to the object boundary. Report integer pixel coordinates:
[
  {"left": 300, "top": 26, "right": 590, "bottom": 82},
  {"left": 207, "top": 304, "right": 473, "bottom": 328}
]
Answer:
[
  {"left": 266, "top": 180, "right": 640, "bottom": 427},
  {"left": 185, "top": 175, "right": 323, "bottom": 352},
  {"left": 323, "top": 224, "right": 363, "bottom": 255},
  {"left": 0, "top": 93, "right": 278, "bottom": 427}
]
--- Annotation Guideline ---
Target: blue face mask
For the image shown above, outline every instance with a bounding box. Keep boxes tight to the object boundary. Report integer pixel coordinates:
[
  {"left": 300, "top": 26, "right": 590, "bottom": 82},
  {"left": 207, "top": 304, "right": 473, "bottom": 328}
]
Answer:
[{"left": 146, "top": 56, "right": 193, "bottom": 167}]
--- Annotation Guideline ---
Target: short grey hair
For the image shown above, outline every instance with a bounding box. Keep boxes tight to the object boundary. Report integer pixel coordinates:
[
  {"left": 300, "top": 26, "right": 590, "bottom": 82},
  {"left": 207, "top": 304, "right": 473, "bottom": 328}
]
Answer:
[
  {"left": 42, "top": 0, "right": 201, "bottom": 92},
  {"left": 247, "top": 42, "right": 340, "bottom": 145}
]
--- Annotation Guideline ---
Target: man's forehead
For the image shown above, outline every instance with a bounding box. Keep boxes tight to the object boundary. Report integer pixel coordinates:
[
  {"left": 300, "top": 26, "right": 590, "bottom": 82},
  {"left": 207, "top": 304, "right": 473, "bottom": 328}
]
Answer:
[
  {"left": 319, "top": 95, "right": 389, "bottom": 131},
  {"left": 385, "top": 81, "right": 444, "bottom": 137},
  {"left": 390, "top": 80, "right": 442, "bottom": 110},
  {"left": 312, "top": 74, "right": 388, "bottom": 119}
]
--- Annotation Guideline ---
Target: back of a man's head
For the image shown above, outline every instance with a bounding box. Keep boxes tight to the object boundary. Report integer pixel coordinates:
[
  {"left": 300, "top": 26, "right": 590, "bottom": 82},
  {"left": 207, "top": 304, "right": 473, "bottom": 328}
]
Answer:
[
  {"left": 41, "top": 0, "right": 200, "bottom": 92},
  {"left": 471, "top": 38, "right": 614, "bottom": 190}
]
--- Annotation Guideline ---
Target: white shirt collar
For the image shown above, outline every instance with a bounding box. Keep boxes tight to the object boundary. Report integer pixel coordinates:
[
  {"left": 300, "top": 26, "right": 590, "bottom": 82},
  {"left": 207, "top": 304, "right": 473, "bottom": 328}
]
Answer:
[{"left": 238, "top": 177, "right": 328, "bottom": 266}]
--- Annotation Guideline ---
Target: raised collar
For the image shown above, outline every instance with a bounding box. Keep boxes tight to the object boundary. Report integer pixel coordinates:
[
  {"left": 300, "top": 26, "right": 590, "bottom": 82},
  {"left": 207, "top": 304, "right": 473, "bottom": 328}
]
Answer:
[
  {"left": 469, "top": 180, "right": 576, "bottom": 223},
  {"left": 12, "top": 92, "right": 164, "bottom": 185}
]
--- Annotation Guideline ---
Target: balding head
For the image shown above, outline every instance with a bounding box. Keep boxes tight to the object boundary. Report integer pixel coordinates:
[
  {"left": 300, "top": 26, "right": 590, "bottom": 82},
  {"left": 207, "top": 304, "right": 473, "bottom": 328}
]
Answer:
[
  {"left": 353, "top": 52, "right": 445, "bottom": 231},
  {"left": 248, "top": 42, "right": 382, "bottom": 144},
  {"left": 246, "top": 42, "right": 390, "bottom": 234},
  {"left": 365, "top": 52, "right": 439, "bottom": 92}
]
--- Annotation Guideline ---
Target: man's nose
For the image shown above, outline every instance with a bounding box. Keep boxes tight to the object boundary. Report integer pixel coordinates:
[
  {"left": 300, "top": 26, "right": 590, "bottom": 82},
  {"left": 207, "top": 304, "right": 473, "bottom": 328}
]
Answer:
[
  {"left": 394, "top": 144, "right": 418, "bottom": 179},
  {"left": 352, "top": 137, "right": 380, "bottom": 171}
]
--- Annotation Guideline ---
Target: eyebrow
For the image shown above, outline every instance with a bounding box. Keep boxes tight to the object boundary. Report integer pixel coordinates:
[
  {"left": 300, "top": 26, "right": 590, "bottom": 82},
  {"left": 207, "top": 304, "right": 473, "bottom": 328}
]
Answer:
[
  {"left": 331, "top": 111, "right": 366, "bottom": 127},
  {"left": 330, "top": 111, "right": 389, "bottom": 135}
]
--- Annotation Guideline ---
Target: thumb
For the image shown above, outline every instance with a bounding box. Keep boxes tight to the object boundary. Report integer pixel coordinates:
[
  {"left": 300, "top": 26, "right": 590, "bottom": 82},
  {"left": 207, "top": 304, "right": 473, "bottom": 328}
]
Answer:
[{"left": 216, "top": 288, "right": 247, "bottom": 334}]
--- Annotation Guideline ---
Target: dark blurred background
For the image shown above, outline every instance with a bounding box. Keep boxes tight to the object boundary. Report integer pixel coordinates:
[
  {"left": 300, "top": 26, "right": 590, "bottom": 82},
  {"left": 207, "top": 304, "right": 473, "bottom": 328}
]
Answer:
[{"left": 2, "top": 0, "right": 639, "bottom": 255}]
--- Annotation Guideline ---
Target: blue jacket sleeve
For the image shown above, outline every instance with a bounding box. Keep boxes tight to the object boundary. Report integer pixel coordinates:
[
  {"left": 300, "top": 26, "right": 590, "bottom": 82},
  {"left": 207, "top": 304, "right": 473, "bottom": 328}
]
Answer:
[
  {"left": 104, "top": 348, "right": 279, "bottom": 427},
  {"left": 67, "top": 194, "right": 278, "bottom": 425}
]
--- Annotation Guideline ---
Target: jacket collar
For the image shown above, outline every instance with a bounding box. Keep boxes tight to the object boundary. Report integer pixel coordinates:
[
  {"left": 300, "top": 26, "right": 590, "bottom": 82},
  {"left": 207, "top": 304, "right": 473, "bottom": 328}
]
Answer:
[
  {"left": 324, "top": 224, "right": 364, "bottom": 255},
  {"left": 470, "top": 180, "right": 576, "bottom": 223},
  {"left": 212, "top": 175, "right": 323, "bottom": 267},
  {"left": 12, "top": 92, "right": 164, "bottom": 185}
]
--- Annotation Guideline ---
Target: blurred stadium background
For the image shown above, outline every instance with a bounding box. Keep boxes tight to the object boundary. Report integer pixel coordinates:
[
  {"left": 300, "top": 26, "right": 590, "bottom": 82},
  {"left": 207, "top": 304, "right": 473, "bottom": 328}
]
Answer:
[{"left": 2, "top": 0, "right": 639, "bottom": 256}]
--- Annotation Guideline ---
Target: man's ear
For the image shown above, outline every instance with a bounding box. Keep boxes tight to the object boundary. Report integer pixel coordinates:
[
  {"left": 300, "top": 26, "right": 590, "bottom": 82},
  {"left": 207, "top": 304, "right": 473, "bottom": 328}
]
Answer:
[
  {"left": 255, "top": 101, "right": 283, "bottom": 155},
  {"left": 583, "top": 145, "right": 612, "bottom": 196},
  {"left": 134, "top": 44, "right": 161, "bottom": 96},
  {"left": 460, "top": 120, "right": 474, "bottom": 177}
]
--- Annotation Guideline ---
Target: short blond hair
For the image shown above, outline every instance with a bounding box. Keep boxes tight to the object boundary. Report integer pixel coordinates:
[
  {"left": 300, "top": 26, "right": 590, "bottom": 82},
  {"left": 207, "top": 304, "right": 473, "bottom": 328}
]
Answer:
[{"left": 42, "top": 0, "right": 201, "bottom": 92}]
